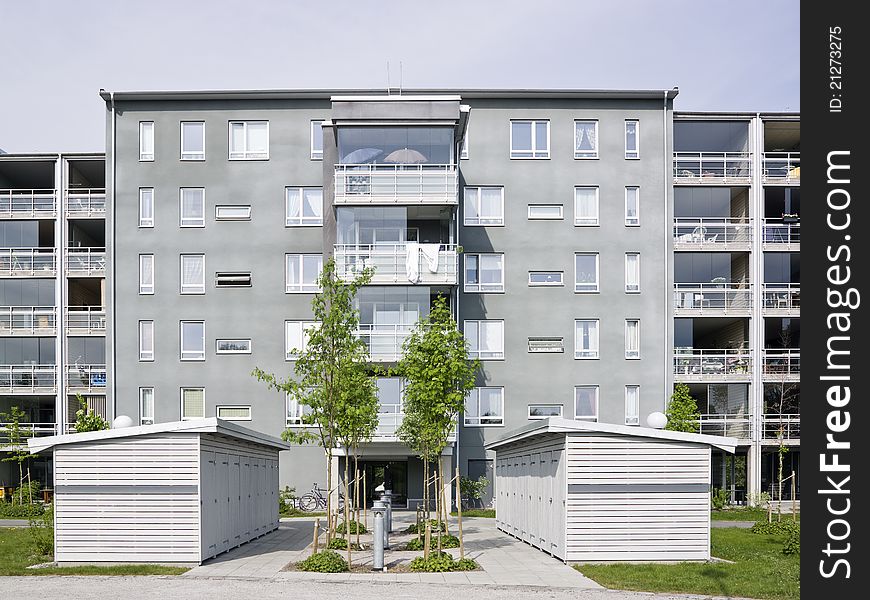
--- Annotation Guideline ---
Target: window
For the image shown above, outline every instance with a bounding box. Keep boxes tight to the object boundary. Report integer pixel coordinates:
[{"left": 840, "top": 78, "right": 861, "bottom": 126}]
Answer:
[
  {"left": 215, "top": 205, "right": 251, "bottom": 221},
  {"left": 180, "top": 121, "right": 205, "bottom": 160},
  {"left": 285, "top": 320, "right": 318, "bottom": 359},
  {"left": 139, "top": 188, "right": 154, "bottom": 227},
  {"left": 574, "top": 253, "right": 599, "bottom": 292},
  {"left": 464, "top": 187, "right": 504, "bottom": 226},
  {"left": 180, "top": 254, "right": 205, "bottom": 294},
  {"left": 139, "top": 254, "right": 154, "bottom": 294},
  {"left": 310, "top": 120, "right": 324, "bottom": 160},
  {"left": 229, "top": 121, "right": 269, "bottom": 160},
  {"left": 528, "top": 404, "right": 562, "bottom": 420},
  {"left": 139, "top": 320, "right": 154, "bottom": 361},
  {"left": 625, "top": 120, "right": 639, "bottom": 159},
  {"left": 574, "top": 120, "right": 598, "bottom": 159},
  {"left": 180, "top": 321, "right": 205, "bottom": 361},
  {"left": 625, "top": 253, "right": 640, "bottom": 293},
  {"left": 510, "top": 120, "right": 549, "bottom": 159},
  {"left": 529, "top": 271, "right": 563, "bottom": 286},
  {"left": 215, "top": 272, "right": 251, "bottom": 287},
  {"left": 465, "top": 320, "right": 504, "bottom": 360},
  {"left": 181, "top": 387, "right": 205, "bottom": 420},
  {"left": 528, "top": 205, "right": 563, "bottom": 220},
  {"left": 460, "top": 131, "right": 469, "bottom": 159},
  {"left": 140, "top": 387, "right": 154, "bottom": 425},
  {"left": 574, "top": 187, "right": 599, "bottom": 226},
  {"left": 528, "top": 337, "right": 564, "bottom": 353},
  {"left": 139, "top": 122, "right": 154, "bottom": 161},
  {"left": 180, "top": 188, "right": 205, "bottom": 227},
  {"left": 285, "top": 254, "right": 323, "bottom": 293},
  {"left": 216, "top": 339, "right": 251, "bottom": 354},
  {"left": 287, "top": 394, "right": 315, "bottom": 426},
  {"left": 286, "top": 187, "right": 323, "bottom": 226},
  {"left": 574, "top": 319, "right": 599, "bottom": 359},
  {"left": 465, "top": 254, "right": 504, "bottom": 292},
  {"left": 625, "top": 186, "right": 639, "bottom": 226},
  {"left": 216, "top": 405, "right": 251, "bottom": 421},
  {"left": 464, "top": 387, "right": 504, "bottom": 426},
  {"left": 625, "top": 385, "right": 640, "bottom": 425},
  {"left": 625, "top": 319, "right": 640, "bottom": 359},
  {"left": 574, "top": 386, "right": 598, "bottom": 421}
]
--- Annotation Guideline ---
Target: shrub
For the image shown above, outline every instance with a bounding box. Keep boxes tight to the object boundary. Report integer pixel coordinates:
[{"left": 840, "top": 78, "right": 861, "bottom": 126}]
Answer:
[
  {"left": 455, "top": 558, "right": 478, "bottom": 571},
  {"left": 711, "top": 488, "right": 729, "bottom": 510},
  {"left": 73, "top": 394, "right": 109, "bottom": 432},
  {"left": 405, "top": 534, "right": 460, "bottom": 551},
  {"left": 406, "top": 519, "right": 446, "bottom": 534},
  {"left": 29, "top": 503, "right": 54, "bottom": 556},
  {"left": 410, "top": 551, "right": 479, "bottom": 572},
  {"left": 327, "top": 538, "right": 363, "bottom": 551},
  {"left": 0, "top": 501, "right": 44, "bottom": 519},
  {"left": 750, "top": 519, "right": 799, "bottom": 535},
  {"left": 782, "top": 527, "right": 800, "bottom": 555},
  {"left": 460, "top": 476, "right": 489, "bottom": 508},
  {"left": 297, "top": 550, "right": 348, "bottom": 573},
  {"left": 335, "top": 520, "right": 366, "bottom": 534}
]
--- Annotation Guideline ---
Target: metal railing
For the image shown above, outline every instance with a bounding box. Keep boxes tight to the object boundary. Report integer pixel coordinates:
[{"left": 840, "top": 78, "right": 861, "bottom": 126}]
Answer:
[
  {"left": 65, "top": 188, "right": 106, "bottom": 216},
  {"left": 762, "top": 414, "right": 801, "bottom": 441},
  {"left": 334, "top": 164, "right": 458, "bottom": 204},
  {"left": 0, "top": 365, "right": 57, "bottom": 393},
  {"left": 0, "top": 422, "right": 57, "bottom": 444},
  {"left": 762, "top": 283, "right": 800, "bottom": 312},
  {"left": 373, "top": 411, "right": 456, "bottom": 441},
  {"left": 65, "top": 306, "right": 106, "bottom": 335},
  {"left": 0, "top": 248, "right": 56, "bottom": 276},
  {"left": 0, "top": 189, "right": 56, "bottom": 217},
  {"left": 65, "top": 247, "right": 106, "bottom": 275},
  {"left": 762, "top": 219, "right": 800, "bottom": 245},
  {"left": 335, "top": 243, "right": 458, "bottom": 285},
  {"left": 695, "top": 413, "right": 752, "bottom": 439},
  {"left": 673, "top": 152, "right": 752, "bottom": 182},
  {"left": 762, "top": 349, "right": 800, "bottom": 378},
  {"left": 673, "top": 218, "right": 752, "bottom": 246},
  {"left": 0, "top": 306, "right": 56, "bottom": 335},
  {"left": 674, "top": 348, "right": 752, "bottom": 378},
  {"left": 65, "top": 364, "right": 107, "bottom": 392},
  {"left": 762, "top": 152, "right": 800, "bottom": 183},
  {"left": 674, "top": 283, "right": 752, "bottom": 313},
  {"left": 356, "top": 324, "right": 414, "bottom": 362}
]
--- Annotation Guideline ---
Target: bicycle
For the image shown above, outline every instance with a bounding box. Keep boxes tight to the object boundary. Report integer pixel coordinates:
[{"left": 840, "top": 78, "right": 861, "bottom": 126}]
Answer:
[{"left": 298, "top": 482, "right": 344, "bottom": 512}]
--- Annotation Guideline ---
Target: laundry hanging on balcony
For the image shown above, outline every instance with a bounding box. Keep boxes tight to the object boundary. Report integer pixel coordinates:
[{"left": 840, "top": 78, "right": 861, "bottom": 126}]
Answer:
[{"left": 405, "top": 242, "right": 441, "bottom": 283}]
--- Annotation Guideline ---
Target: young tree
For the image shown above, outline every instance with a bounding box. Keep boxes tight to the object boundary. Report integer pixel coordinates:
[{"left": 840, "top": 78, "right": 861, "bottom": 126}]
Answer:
[
  {"left": 665, "top": 383, "right": 701, "bottom": 433},
  {"left": 74, "top": 393, "right": 110, "bottom": 432},
  {"left": 0, "top": 406, "right": 39, "bottom": 504}
]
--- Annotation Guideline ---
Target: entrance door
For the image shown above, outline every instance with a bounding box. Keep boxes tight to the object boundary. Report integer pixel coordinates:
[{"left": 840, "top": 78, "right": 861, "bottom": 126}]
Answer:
[{"left": 361, "top": 461, "right": 408, "bottom": 507}]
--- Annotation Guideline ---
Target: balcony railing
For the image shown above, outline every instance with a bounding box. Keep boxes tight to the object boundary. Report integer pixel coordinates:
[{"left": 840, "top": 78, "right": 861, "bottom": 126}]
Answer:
[
  {"left": 335, "top": 243, "right": 458, "bottom": 285},
  {"left": 65, "top": 247, "right": 106, "bottom": 276},
  {"left": 334, "top": 164, "right": 458, "bottom": 205},
  {"left": 762, "top": 152, "right": 800, "bottom": 183},
  {"left": 65, "top": 188, "right": 106, "bottom": 217},
  {"left": 674, "top": 283, "right": 752, "bottom": 314},
  {"left": 357, "top": 324, "right": 413, "bottom": 362},
  {"left": 762, "top": 349, "right": 800, "bottom": 379},
  {"left": 673, "top": 218, "right": 752, "bottom": 248},
  {"left": 0, "top": 365, "right": 57, "bottom": 393},
  {"left": 0, "top": 422, "right": 57, "bottom": 445},
  {"left": 0, "top": 306, "right": 56, "bottom": 335},
  {"left": 0, "top": 189, "right": 56, "bottom": 218},
  {"left": 674, "top": 348, "right": 752, "bottom": 380},
  {"left": 695, "top": 413, "right": 752, "bottom": 439},
  {"left": 673, "top": 152, "right": 752, "bottom": 183},
  {"left": 762, "top": 414, "right": 801, "bottom": 441},
  {"left": 66, "top": 364, "right": 107, "bottom": 392},
  {"left": 762, "top": 219, "right": 800, "bottom": 246},
  {"left": 762, "top": 283, "right": 800, "bottom": 313},
  {"left": 65, "top": 306, "right": 106, "bottom": 335},
  {"left": 0, "top": 248, "right": 56, "bottom": 276},
  {"left": 373, "top": 411, "right": 456, "bottom": 442}
]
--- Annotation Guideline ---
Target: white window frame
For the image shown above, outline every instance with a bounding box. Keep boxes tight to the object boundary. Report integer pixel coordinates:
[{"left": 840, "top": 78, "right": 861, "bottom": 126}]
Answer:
[
  {"left": 180, "top": 254, "right": 206, "bottom": 295},
  {"left": 215, "top": 339, "right": 252, "bottom": 354},
  {"left": 510, "top": 119, "right": 550, "bottom": 159},
  {"left": 139, "top": 188, "right": 154, "bottom": 228},
  {"left": 139, "top": 387, "right": 154, "bottom": 425},
  {"left": 625, "top": 319, "right": 640, "bottom": 359},
  {"left": 286, "top": 393, "right": 316, "bottom": 427},
  {"left": 285, "top": 254, "right": 323, "bottom": 293},
  {"left": 464, "top": 387, "right": 504, "bottom": 427},
  {"left": 215, "top": 205, "right": 251, "bottom": 221},
  {"left": 285, "top": 187, "right": 324, "bottom": 226},
  {"left": 310, "top": 120, "right": 325, "bottom": 160},
  {"left": 574, "top": 253, "right": 599, "bottom": 293},
  {"left": 574, "top": 186, "right": 599, "bottom": 226},
  {"left": 180, "top": 321, "right": 206, "bottom": 361},
  {"left": 574, "top": 385, "right": 599, "bottom": 421},
  {"left": 625, "top": 120, "right": 639, "bottom": 159},
  {"left": 181, "top": 387, "right": 205, "bottom": 420},
  {"left": 528, "top": 404, "right": 563, "bottom": 420},
  {"left": 285, "top": 320, "right": 318, "bottom": 360},
  {"left": 625, "top": 186, "right": 640, "bottom": 226},
  {"left": 464, "top": 319, "right": 505, "bottom": 360},
  {"left": 625, "top": 253, "right": 641, "bottom": 293},
  {"left": 180, "top": 121, "right": 205, "bottom": 161},
  {"left": 229, "top": 121, "right": 269, "bottom": 160},
  {"left": 216, "top": 405, "right": 252, "bottom": 421},
  {"left": 464, "top": 186, "right": 504, "bottom": 226},
  {"left": 574, "top": 120, "right": 599, "bottom": 159},
  {"left": 574, "top": 319, "right": 599, "bottom": 359},
  {"left": 139, "top": 121, "right": 154, "bottom": 161},
  {"left": 625, "top": 385, "right": 640, "bottom": 425},
  {"left": 528, "top": 271, "right": 564, "bottom": 287},
  {"left": 464, "top": 253, "right": 504, "bottom": 293},
  {"left": 139, "top": 254, "right": 154, "bottom": 295},
  {"left": 527, "top": 204, "right": 563, "bottom": 220},
  {"left": 139, "top": 320, "right": 154, "bottom": 361},
  {"left": 179, "top": 188, "right": 205, "bottom": 228}
]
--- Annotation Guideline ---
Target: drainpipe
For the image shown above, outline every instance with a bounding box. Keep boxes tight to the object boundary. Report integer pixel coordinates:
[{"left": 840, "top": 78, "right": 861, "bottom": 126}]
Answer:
[
  {"left": 663, "top": 90, "right": 671, "bottom": 411},
  {"left": 108, "top": 92, "right": 117, "bottom": 422}
]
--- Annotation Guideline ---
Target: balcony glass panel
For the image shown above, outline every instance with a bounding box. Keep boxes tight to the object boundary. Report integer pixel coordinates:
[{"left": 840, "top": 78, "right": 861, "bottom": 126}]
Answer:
[{"left": 338, "top": 127, "right": 453, "bottom": 165}]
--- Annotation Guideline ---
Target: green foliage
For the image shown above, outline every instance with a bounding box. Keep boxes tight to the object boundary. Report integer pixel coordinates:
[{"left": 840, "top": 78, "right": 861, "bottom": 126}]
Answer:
[
  {"left": 406, "top": 534, "right": 460, "bottom": 550},
  {"left": 451, "top": 509, "right": 496, "bottom": 518},
  {"left": 460, "top": 476, "right": 489, "bottom": 502},
  {"left": 0, "top": 502, "right": 44, "bottom": 518},
  {"left": 28, "top": 503, "right": 53, "bottom": 556},
  {"left": 750, "top": 520, "right": 799, "bottom": 535},
  {"left": 73, "top": 394, "right": 109, "bottom": 433},
  {"left": 297, "top": 550, "right": 349, "bottom": 573},
  {"left": 711, "top": 488, "right": 729, "bottom": 510},
  {"left": 12, "top": 480, "right": 42, "bottom": 505},
  {"left": 326, "top": 538, "right": 363, "bottom": 550},
  {"left": 749, "top": 491, "right": 771, "bottom": 508},
  {"left": 406, "top": 519, "right": 447, "bottom": 534},
  {"left": 1, "top": 406, "right": 39, "bottom": 493},
  {"left": 781, "top": 527, "right": 800, "bottom": 555},
  {"left": 664, "top": 383, "right": 700, "bottom": 433},
  {"left": 409, "top": 551, "right": 478, "bottom": 572},
  {"left": 335, "top": 520, "right": 366, "bottom": 534}
]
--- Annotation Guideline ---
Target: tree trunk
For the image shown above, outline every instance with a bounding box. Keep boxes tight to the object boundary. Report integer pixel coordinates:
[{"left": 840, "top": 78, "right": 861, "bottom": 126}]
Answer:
[
  {"left": 344, "top": 455, "right": 352, "bottom": 566},
  {"left": 456, "top": 466, "right": 464, "bottom": 559},
  {"left": 325, "top": 448, "right": 333, "bottom": 544}
]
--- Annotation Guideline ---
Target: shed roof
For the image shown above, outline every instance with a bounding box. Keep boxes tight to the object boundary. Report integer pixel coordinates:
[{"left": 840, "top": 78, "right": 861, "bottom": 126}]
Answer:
[
  {"left": 485, "top": 418, "right": 737, "bottom": 453},
  {"left": 28, "top": 418, "right": 294, "bottom": 453}
]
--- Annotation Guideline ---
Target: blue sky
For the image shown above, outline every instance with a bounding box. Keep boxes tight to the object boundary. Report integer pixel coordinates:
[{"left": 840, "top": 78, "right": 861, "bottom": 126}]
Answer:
[{"left": 0, "top": 0, "right": 799, "bottom": 153}]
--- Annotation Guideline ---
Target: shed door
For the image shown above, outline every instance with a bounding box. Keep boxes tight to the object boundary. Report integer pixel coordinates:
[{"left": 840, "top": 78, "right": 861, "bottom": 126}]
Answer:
[
  {"left": 217, "top": 452, "right": 229, "bottom": 553},
  {"left": 201, "top": 450, "right": 217, "bottom": 558},
  {"left": 241, "top": 456, "right": 252, "bottom": 541},
  {"left": 550, "top": 449, "right": 564, "bottom": 557},
  {"left": 230, "top": 454, "right": 241, "bottom": 545},
  {"left": 538, "top": 450, "right": 549, "bottom": 549}
]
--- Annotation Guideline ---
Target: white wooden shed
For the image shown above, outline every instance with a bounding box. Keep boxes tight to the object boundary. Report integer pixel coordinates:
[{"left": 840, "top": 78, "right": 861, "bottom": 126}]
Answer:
[
  {"left": 28, "top": 418, "right": 292, "bottom": 565},
  {"left": 485, "top": 418, "right": 737, "bottom": 562}
]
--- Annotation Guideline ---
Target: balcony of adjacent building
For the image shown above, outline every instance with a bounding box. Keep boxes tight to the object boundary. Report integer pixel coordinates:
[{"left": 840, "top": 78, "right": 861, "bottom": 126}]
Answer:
[
  {"left": 0, "top": 306, "right": 56, "bottom": 336},
  {"left": 762, "top": 187, "right": 800, "bottom": 250},
  {"left": 65, "top": 159, "right": 106, "bottom": 218},
  {"left": 683, "top": 383, "right": 752, "bottom": 441},
  {"left": 762, "top": 119, "right": 800, "bottom": 185},
  {"left": 333, "top": 126, "right": 458, "bottom": 205},
  {"left": 673, "top": 187, "right": 751, "bottom": 251},
  {"left": 674, "top": 317, "right": 751, "bottom": 382},
  {"left": 0, "top": 158, "right": 56, "bottom": 219},
  {"left": 673, "top": 119, "right": 752, "bottom": 185},
  {"left": 66, "top": 336, "right": 106, "bottom": 393},
  {"left": 762, "top": 317, "right": 799, "bottom": 382},
  {"left": 0, "top": 395, "right": 57, "bottom": 446},
  {"left": 64, "top": 393, "right": 108, "bottom": 434},
  {"left": 762, "top": 383, "right": 800, "bottom": 445},
  {"left": 66, "top": 278, "right": 106, "bottom": 335},
  {"left": 66, "top": 220, "right": 106, "bottom": 277},
  {"left": 763, "top": 253, "right": 799, "bottom": 316},
  {"left": 0, "top": 335, "right": 56, "bottom": 394},
  {"left": 0, "top": 220, "right": 55, "bottom": 277},
  {"left": 674, "top": 252, "right": 751, "bottom": 316}
]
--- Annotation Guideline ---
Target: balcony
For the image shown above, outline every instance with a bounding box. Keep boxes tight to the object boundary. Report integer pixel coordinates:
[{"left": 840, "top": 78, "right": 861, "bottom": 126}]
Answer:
[
  {"left": 357, "top": 324, "right": 412, "bottom": 362},
  {"left": 372, "top": 411, "right": 456, "bottom": 442},
  {"left": 673, "top": 152, "right": 752, "bottom": 185},
  {"left": 0, "top": 365, "right": 57, "bottom": 394},
  {"left": 334, "top": 164, "right": 458, "bottom": 205},
  {"left": 674, "top": 283, "right": 752, "bottom": 316},
  {"left": 66, "top": 364, "right": 107, "bottom": 393},
  {"left": 762, "top": 414, "right": 800, "bottom": 442},
  {"left": 0, "top": 189, "right": 56, "bottom": 218},
  {"left": 65, "top": 306, "right": 106, "bottom": 335},
  {"left": 762, "top": 283, "right": 800, "bottom": 315},
  {"left": 674, "top": 348, "right": 752, "bottom": 381},
  {"left": 0, "top": 422, "right": 57, "bottom": 445},
  {"left": 335, "top": 243, "right": 458, "bottom": 285},
  {"left": 695, "top": 413, "right": 752, "bottom": 440},
  {"left": 762, "top": 153, "right": 800, "bottom": 184},
  {"left": 762, "top": 219, "right": 800, "bottom": 249},
  {"left": 0, "top": 248, "right": 56, "bottom": 277},
  {"left": 673, "top": 218, "right": 751, "bottom": 250},
  {"left": 762, "top": 349, "right": 800, "bottom": 381},
  {"left": 0, "top": 306, "right": 56, "bottom": 335},
  {"left": 65, "top": 247, "right": 106, "bottom": 276},
  {"left": 65, "top": 188, "right": 106, "bottom": 217}
]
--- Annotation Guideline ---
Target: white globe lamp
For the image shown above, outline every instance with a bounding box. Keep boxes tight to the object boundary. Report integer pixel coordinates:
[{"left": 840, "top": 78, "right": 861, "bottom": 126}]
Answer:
[
  {"left": 112, "top": 415, "right": 135, "bottom": 429},
  {"left": 646, "top": 412, "right": 667, "bottom": 429}
]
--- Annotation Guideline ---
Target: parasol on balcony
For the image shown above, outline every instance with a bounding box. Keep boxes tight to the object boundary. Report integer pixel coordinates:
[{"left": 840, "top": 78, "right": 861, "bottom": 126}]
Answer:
[
  {"left": 383, "top": 147, "right": 428, "bottom": 164},
  {"left": 340, "top": 147, "right": 383, "bottom": 164}
]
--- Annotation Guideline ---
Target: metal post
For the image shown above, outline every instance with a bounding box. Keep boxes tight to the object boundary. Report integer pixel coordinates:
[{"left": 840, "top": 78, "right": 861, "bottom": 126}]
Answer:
[
  {"left": 383, "top": 489, "right": 392, "bottom": 534},
  {"left": 372, "top": 501, "right": 385, "bottom": 571}
]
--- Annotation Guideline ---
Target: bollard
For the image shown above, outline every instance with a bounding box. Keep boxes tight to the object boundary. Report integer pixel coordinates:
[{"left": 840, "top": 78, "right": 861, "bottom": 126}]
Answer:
[
  {"left": 372, "top": 501, "right": 386, "bottom": 571},
  {"left": 382, "top": 489, "right": 393, "bottom": 534}
]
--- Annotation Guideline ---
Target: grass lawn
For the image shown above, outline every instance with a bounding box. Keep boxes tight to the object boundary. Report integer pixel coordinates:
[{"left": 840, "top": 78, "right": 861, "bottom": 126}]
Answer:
[
  {"left": 450, "top": 509, "right": 495, "bottom": 518},
  {"left": 713, "top": 508, "right": 800, "bottom": 522},
  {"left": 0, "top": 528, "right": 189, "bottom": 576},
  {"left": 576, "top": 528, "right": 799, "bottom": 600},
  {"left": 280, "top": 508, "right": 327, "bottom": 518}
]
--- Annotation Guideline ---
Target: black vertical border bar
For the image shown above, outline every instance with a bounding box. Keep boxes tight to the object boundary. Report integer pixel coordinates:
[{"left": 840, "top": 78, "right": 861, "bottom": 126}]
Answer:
[{"left": 802, "top": 2, "right": 868, "bottom": 596}]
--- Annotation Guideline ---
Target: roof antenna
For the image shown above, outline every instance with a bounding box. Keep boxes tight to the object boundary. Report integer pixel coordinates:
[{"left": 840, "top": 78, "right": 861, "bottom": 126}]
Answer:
[
  {"left": 399, "top": 61, "right": 403, "bottom": 96},
  {"left": 386, "top": 61, "right": 391, "bottom": 96}
]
